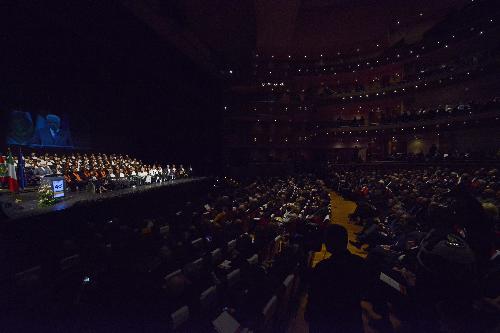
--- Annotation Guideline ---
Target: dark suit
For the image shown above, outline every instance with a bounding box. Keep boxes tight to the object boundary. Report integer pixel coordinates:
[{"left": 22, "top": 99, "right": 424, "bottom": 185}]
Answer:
[
  {"left": 32, "top": 126, "right": 73, "bottom": 147},
  {"left": 306, "top": 250, "right": 371, "bottom": 333}
]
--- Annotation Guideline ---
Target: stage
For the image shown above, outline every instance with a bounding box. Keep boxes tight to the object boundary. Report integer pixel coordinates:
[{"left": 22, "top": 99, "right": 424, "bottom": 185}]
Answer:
[{"left": 0, "top": 177, "right": 208, "bottom": 220}]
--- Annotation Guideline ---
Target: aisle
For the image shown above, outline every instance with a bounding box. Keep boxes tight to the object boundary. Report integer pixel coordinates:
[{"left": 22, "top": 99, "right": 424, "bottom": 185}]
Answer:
[{"left": 312, "top": 191, "right": 367, "bottom": 267}]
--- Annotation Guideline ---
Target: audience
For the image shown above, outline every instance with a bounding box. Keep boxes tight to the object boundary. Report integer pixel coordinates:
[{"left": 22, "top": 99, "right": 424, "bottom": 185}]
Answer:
[
  {"left": 1, "top": 175, "right": 331, "bottom": 332},
  {"left": 3, "top": 162, "right": 500, "bottom": 331},
  {"left": 326, "top": 165, "right": 500, "bottom": 332}
]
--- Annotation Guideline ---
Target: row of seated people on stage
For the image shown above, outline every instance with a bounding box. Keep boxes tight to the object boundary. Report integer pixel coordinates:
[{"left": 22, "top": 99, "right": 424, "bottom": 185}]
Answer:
[{"left": 15, "top": 151, "right": 193, "bottom": 191}]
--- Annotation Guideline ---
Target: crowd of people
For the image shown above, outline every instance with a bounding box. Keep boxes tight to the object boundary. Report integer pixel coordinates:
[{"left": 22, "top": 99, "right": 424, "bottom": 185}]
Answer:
[
  {"left": 306, "top": 98, "right": 500, "bottom": 131},
  {"left": 325, "top": 165, "right": 500, "bottom": 332},
  {"left": 11, "top": 151, "right": 193, "bottom": 191},
  {"left": 378, "top": 98, "right": 500, "bottom": 125},
  {"left": 2, "top": 175, "right": 332, "bottom": 331},
  {"left": 3, "top": 160, "right": 500, "bottom": 331},
  {"left": 259, "top": 50, "right": 494, "bottom": 105}
]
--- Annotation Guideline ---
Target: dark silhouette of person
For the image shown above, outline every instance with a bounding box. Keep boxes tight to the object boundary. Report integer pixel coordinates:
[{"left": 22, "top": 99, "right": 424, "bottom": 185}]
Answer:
[{"left": 305, "top": 224, "right": 370, "bottom": 333}]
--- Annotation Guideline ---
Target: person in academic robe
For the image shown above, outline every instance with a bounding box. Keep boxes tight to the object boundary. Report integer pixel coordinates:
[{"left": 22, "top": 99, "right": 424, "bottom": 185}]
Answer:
[
  {"left": 179, "top": 165, "right": 187, "bottom": 178},
  {"left": 64, "top": 171, "right": 75, "bottom": 191},
  {"left": 83, "top": 168, "right": 92, "bottom": 180},
  {"left": 171, "top": 164, "right": 177, "bottom": 180},
  {"left": 145, "top": 167, "right": 152, "bottom": 184},
  {"left": 71, "top": 167, "right": 88, "bottom": 191},
  {"left": 156, "top": 165, "right": 163, "bottom": 182}
]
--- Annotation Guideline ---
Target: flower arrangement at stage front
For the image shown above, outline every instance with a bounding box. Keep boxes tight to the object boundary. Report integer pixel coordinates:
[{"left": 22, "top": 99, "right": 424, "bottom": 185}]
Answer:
[{"left": 38, "top": 183, "right": 57, "bottom": 207}]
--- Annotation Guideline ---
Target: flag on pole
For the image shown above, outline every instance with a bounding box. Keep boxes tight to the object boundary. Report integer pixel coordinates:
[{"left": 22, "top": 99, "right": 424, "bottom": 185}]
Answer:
[
  {"left": 6, "top": 150, "right": 19, "bottom": 192},
  {"left": 17, "top": 148, "right": 26, "bottom": 190},
  {"left": 0, "top": 154, "right": 7, "bottom": 184}
]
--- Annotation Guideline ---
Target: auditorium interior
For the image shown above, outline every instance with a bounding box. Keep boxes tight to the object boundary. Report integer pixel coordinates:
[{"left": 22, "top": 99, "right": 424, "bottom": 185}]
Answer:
[{"left": 1, "top": 1, "right": 500, "bottom": 332}]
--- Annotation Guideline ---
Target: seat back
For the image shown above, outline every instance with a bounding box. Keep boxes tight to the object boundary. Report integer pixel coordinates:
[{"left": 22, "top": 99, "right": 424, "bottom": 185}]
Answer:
[
  {"left": 60, "top": 254, "right": 80, "bottom": 272},
  {"left": 226, "top": 269, "right": 240, "bottom": 288},
  {"left": 191, "top": 237, "right": 206, "bottom": 257},
  {"left": 211, "top": 248, "right": 223, "bottom": 265},
  {"left": 191, "top": 237, "right": 203, "bottom": 249},
  {"left": 276, "top": 274, "right": 295, "bottom": 320},
  {"left": 226, "top": 239, "right": 237, "bottom": 255},
  {"left": 14, "top": 265, "right": 41, "bottom": 289},
  {"left": 246, "top": 254, "right": 258, "bottom": 266},
  {"left": 199, "top": 285, "right": 217, "bottom": 312},
  {"left": 183, "top": 258, "right": 203, "bottom": 280},
  {"left": 261, "top": 295, "right": 278, "bottom": 332},
  {"left": 283, "top": 274, "right": 294, "bottom": 300},
  {"left": 164, "top": 269, "right": 182, "bottom": 283},
  {"left": 159, "top": 225, "right": 169, "bottom": 235},
  {"left": 170, "top": 305, "right": 190, "bottom": 330}
]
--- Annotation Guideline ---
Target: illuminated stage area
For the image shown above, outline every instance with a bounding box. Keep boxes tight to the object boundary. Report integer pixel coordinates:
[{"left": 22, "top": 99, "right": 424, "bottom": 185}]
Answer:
[{"left": 0, "top": 177, "right": 208, "bottom": 221}]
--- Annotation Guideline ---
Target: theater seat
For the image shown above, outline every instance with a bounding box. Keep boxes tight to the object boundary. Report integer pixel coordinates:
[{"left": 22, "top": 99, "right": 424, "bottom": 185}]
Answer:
[
  {"left": 226, "top": 239, "right": 237, "bottom": 257},
  {"left": 170, "top": 305, "right": 190, "bottom": 331},
  {"left": 13, "top": 265, "right": 46, "bottom": 309},
  {"left": 60, "top": 254, "right": 80, "bottom": 272},
  {"left": 276, "top": 274, "right": 295, "bottom": 322},
  {"left": 211, "top": 248, "right": 223, "bottom": 266},
  {"left": 191, "top": 237, "right": 206, "bottom": 257},
  {"left": 160, "top": 225, "right": 169, "bottom": 235},
  {"left": 14, "top": 265, "right": 42, "bottom": 289},
  {"left": 246, "top": 254, "right": 258, "bottom": 266},
  {"left": 199, "top": 285, "right": 217, "bottom": 313},
  {"left": 164, "top": 269, "right": 182, "bottom": 283},
  {"left": 260, "top": 295, "right": 278, "bottom": 332},
  {"left": 183, "top": 258, "right": 203, "bottom": 280},
  {"left": 226, "top": 268, "right": 241, "bottom": 288}
]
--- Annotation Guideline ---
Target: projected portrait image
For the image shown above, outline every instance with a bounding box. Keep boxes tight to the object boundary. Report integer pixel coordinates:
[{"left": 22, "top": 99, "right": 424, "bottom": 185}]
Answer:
[
  {"left": 6, "top": 111, "right": 74, "bottom": 148},
  {"left": 31, "top": 114, "right": 73, "bottom": 147}
]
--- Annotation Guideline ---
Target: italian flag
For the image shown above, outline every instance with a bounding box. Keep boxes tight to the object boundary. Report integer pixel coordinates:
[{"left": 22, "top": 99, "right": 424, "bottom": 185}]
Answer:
[{"left": 6, "top": 151, "right": 19, "bottom": 192}]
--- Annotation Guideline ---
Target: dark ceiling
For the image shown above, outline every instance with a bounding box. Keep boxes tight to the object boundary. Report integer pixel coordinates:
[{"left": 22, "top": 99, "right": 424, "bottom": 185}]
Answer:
[{"left": 123, "top": 0, "right": 470, "bottom": 73}]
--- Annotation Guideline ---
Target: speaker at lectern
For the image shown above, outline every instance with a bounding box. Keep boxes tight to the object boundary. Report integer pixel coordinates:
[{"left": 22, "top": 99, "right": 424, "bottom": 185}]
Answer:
[{"left": 41, "top": 176, "right": 66, "bottom": 199}]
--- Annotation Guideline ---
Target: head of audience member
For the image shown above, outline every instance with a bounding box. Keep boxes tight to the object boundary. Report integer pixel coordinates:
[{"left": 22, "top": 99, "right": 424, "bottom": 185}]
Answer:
[{"left": 325, "top": 224, "right": 348, "bottom": 254}]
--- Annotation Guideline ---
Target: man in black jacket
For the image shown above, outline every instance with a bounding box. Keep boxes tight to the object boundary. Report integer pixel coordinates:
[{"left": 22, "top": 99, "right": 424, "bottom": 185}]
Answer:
[{"left": 306, "top": 224, "right": 372, "bottom": 333}]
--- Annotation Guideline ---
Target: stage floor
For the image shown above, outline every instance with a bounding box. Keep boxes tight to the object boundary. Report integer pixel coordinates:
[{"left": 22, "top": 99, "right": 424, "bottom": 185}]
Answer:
[{"left": 0, "top": 178, "right": 206, "bottom": 220}]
